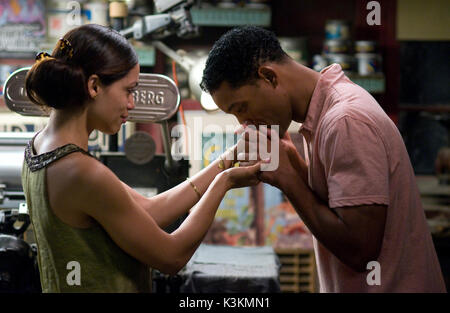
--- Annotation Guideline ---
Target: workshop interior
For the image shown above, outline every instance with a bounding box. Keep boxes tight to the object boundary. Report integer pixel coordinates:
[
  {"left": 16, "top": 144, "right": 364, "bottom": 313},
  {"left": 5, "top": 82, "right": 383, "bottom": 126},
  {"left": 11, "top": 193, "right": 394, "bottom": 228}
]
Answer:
[{"left": 0, "top": 0, "right": 449, "bottom": 294}]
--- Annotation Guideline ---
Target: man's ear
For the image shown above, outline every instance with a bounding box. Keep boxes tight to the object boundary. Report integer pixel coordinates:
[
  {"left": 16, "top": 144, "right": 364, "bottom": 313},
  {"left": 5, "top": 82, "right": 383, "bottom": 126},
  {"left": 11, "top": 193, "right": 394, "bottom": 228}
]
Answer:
[
  {"left": 87, "top": 74, "right": 101, "bottom": 99},
  {"left": 258, "top": 65, "right": 278, "bottom": 88}
]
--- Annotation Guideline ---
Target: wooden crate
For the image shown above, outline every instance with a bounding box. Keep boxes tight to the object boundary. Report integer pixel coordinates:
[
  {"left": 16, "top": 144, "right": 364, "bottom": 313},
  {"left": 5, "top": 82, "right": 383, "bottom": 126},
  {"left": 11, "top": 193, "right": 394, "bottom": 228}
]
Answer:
[{"left": 275, "top": 248, "right": 317, "bottom": 293}]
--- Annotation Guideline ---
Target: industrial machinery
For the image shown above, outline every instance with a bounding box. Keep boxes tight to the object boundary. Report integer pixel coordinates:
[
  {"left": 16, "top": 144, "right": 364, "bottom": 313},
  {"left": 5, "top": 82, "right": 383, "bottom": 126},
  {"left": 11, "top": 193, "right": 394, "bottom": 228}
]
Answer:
[
  {"left": 1, "top": 0, "right": 203, "bottom": 215},
  {"left": 120, "top": 0, "right": 198, "bottom": 40},
  {"left": 0, "top": 0, "right": 209, "bottom": 292},
  {"left": 0, "top": 132, "right": 41, "bottom": 292}
]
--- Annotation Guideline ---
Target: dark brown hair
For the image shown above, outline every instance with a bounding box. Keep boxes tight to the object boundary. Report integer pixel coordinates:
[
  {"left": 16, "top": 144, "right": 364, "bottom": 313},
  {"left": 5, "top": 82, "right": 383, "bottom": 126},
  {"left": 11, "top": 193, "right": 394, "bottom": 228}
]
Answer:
[{"left": 26, "top": 24, "right": 138, "bottom": 110}]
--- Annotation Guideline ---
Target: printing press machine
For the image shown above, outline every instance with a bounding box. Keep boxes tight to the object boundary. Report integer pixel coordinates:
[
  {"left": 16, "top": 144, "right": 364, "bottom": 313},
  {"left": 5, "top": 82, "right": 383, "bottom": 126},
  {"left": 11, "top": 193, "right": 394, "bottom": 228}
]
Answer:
[
  {"left": 0, "top": 59, "right": 192, "bottom": 291},
  {"left": 0, "top": 0, "right": 281, "bottom": 293},
  {"left": 0, "top": 132, "right": 41, "bottom": 292},
  {"left": 0, "top": 130, "right": 191, "bottom": 292},
  {"left": 0, "top": 0, "right": 199, "bottom": 292}
]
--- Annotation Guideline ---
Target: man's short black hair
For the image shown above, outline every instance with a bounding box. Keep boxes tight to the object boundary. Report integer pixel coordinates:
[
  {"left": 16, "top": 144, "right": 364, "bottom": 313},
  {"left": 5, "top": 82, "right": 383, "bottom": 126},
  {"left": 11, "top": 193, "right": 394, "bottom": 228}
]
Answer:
[{"left": 200, "top": 26, "right": 287, "bottom": 94}]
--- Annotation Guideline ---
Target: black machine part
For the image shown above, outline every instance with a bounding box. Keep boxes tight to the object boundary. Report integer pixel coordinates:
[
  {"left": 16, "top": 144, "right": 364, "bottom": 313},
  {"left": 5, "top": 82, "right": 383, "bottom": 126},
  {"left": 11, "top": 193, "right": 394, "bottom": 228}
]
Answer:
[
  {"left": 0, "top": 206, "right": 30, "bottom": 237},
  {"left": 0, "top": 234, "right": 41, "bottom": 292},
  {"left": 120, "top": 0, "right": 198, "bottom": 40}
]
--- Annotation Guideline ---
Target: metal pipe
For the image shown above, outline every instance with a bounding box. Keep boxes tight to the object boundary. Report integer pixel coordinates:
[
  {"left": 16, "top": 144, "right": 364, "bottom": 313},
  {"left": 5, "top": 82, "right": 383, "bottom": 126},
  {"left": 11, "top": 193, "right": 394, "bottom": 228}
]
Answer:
[
  {"left": 152, "top": 40, "right": 194, "bottom": 72},
  {"left": 160, "top": 120, "right": 174, "bottom": 171},
  {"left": 109, "top": 1, "right": 129, "bottom": 152}
]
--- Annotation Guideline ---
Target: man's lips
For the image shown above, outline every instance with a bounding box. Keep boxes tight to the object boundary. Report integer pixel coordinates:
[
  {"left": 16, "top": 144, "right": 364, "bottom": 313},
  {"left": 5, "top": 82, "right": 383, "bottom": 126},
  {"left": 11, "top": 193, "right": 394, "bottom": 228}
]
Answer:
[{"left": 243, "top": 120, "right": 271, "bottom": 129}]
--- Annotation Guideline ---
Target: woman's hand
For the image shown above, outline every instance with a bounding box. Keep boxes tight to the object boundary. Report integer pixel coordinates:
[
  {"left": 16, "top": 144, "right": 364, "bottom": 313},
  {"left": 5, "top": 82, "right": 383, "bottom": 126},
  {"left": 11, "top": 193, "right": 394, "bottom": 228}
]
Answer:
[
  {"left": 218, "top": 125, "right": 261, "bottom": 170},
  {"left": 222, "top": 160, "right": 266, "bottom": 189}
]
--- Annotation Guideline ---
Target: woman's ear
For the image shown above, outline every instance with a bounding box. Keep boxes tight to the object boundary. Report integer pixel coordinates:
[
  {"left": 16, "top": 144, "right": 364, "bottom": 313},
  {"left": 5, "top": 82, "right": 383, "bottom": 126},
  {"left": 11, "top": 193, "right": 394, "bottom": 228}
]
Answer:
[
  {"left": 258, "top": 65, "right": 278, "bottom": 88},
  {"left": 87, "top": 74, "right": 101, "bottom": 99}
]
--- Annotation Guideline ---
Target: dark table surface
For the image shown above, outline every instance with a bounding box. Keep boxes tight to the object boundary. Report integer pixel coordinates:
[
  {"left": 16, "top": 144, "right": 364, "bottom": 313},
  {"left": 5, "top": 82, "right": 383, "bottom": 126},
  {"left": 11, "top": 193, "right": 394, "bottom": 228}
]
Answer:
[{"left": 179, "top": 244, "right": 281, "bottom": 293}]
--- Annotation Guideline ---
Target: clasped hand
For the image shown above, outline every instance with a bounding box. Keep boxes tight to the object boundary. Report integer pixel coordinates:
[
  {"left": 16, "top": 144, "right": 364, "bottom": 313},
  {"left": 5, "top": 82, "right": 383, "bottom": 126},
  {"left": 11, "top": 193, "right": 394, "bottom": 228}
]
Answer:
[{"left": 224, "top": 124, "right": 307, "bottom": 191}]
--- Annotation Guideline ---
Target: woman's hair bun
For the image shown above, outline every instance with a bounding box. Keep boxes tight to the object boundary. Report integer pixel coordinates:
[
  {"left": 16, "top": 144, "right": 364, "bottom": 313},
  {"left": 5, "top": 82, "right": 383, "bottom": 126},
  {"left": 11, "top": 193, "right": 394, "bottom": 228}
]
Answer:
[
  {"left": 26, "top": 57, "right": 88, "bottom": 110},
  {"left": 25, "top": 24, "right": 138, "bottom": 110}
]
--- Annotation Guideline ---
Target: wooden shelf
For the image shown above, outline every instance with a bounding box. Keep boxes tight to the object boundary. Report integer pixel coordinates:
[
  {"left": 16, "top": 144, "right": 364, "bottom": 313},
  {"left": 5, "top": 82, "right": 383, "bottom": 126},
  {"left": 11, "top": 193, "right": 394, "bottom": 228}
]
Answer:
[
  {"left": 275, "top": 248, "right": 317, "bottom": 293},
  {"left": 348, "top": 74, "right": 386, "bottom": 94},
  {"left": 191, "top": 6, "right": 272, "bottom": 27},
  {"left": 399, "top": 105, "right": 450, "bottom": 113}
]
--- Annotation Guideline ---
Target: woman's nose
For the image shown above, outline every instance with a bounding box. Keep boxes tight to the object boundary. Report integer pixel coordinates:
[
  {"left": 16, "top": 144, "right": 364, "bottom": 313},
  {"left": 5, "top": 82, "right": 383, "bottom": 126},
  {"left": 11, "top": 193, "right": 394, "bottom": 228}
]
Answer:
[{"left": 127, "top": 94, "right": 136, "bottom": 110}]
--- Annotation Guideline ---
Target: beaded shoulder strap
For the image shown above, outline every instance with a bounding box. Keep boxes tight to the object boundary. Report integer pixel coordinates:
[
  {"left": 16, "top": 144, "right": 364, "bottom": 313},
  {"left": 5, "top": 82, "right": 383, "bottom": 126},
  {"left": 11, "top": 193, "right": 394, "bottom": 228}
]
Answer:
[{"left": 25, "top": 134, "right": 95, "bottom": 172}]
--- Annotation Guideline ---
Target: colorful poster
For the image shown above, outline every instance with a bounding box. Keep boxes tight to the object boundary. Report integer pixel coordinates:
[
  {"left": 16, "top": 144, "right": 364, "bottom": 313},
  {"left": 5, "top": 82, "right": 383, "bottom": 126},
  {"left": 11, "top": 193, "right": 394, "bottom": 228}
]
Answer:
[
  {"left": 201, "top": 130, "right": 313, "bottom": 249},
  {"left": 0, "top": 0, "right": 46, "bottom": 56},
  {"left": 202, "top": 131, "right": 256, "bottom": 245},
  {"left": 264, "top": 184, "right": 313, "bottom": 249}
]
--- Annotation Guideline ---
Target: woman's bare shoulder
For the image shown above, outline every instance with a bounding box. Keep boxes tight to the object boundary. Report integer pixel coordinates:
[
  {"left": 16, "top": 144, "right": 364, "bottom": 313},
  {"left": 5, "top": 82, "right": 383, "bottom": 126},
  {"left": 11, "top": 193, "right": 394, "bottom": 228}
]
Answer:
[
  {"left": 45, "top": 151, "right": 121, "bottom": 227},
  {"left": 47, "top": 151, "right": 121, "bottom": 204}
]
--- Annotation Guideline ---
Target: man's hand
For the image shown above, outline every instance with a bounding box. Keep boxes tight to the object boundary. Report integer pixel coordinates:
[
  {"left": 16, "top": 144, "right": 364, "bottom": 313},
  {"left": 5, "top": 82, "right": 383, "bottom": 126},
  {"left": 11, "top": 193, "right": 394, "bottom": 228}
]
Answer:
[
  {"left": 239, "top": 125, "right": 387, "bottom": 272},
  {"left": 279, "top": 131, "right": 309, "bottom": 183},
  {"left": 239, "top": 126, "right": 307, "bottom": 190}
]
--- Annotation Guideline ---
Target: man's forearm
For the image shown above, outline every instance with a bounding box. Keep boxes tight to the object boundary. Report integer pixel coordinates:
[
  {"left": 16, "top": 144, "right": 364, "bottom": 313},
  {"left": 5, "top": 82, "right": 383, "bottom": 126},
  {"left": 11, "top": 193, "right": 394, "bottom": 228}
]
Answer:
[{"left": 281, "top": 173, "right": 368, "bottom": 271}]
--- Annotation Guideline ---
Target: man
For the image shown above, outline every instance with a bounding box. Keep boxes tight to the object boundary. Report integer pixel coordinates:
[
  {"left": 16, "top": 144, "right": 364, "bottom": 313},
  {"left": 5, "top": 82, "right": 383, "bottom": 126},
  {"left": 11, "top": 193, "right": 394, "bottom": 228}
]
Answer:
[{"left": 200, "top": 26, "right": 446, "bottom": 292}]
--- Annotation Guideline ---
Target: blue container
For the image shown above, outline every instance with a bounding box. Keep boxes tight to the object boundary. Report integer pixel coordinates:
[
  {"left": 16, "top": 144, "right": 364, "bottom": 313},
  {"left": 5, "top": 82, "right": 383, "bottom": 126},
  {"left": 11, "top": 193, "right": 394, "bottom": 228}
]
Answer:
[{"left": 325, "top": 20, "right": 350, "bottom": 40}]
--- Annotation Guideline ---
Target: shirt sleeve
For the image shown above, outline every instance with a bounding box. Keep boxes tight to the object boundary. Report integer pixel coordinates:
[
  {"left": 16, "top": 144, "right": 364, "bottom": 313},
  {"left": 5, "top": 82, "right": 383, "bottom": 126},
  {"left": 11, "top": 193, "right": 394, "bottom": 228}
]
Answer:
[{"left": 319, "top": 116, "right": 390, "bottom": 209}]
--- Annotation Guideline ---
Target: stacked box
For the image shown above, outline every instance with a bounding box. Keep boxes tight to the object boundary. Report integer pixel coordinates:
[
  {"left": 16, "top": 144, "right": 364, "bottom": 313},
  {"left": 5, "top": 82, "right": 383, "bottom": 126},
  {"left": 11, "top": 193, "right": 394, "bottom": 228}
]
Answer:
[{"left": 275, "top": 248, "right": 317, "bottom": 293}]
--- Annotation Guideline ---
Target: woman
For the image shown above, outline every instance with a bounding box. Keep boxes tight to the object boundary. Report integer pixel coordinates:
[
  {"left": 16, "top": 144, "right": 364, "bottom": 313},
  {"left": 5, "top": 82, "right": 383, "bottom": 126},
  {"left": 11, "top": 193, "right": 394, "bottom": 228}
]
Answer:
[{"left": 22, "top": 24, "right": 263, "bottom": 292}]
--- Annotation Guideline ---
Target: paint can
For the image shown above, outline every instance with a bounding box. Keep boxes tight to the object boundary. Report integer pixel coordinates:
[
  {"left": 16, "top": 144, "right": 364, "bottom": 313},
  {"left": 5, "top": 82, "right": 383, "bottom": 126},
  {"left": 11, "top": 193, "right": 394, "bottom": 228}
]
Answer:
[
  {"left": 323, "top": 39, "right": 351, "bottom": 54},
  {"left": 326, "top": 53, "right": 355, "bottom": 73},
  {"left": 312, "top": 54, "right": 327, "bottom": 72},
  {"left": 83, "top": 1, "right": 109, "bottom": 26},
  {"left": 355, "top": 53, "right": 382, "bottom": 76},
  {"left": 325, "top": 20, "right": 350, "bottom": 40},
  {"left": 46, "top": 0, "right": 82, "bottom": 43},
  {"left": 355, "top": 40, "right": 377, "bottom": 53},
  {"left": 279, "top": 37, "right": 309, "bottom": 66}
]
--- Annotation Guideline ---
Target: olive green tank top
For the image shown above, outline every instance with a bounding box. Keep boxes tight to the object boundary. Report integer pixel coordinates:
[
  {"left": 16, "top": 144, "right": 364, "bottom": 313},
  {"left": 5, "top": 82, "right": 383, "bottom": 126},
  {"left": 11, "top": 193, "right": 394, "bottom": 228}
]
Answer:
[{"left": 21, "top": 133, "right": 151, "bottom": 293}]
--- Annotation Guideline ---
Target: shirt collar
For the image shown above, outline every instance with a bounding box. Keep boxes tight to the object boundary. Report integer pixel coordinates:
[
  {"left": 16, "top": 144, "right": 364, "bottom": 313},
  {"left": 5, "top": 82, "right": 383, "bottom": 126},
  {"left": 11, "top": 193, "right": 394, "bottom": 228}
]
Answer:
[{"left": 299, "top": 64, "right": 345, "bottom": 136}]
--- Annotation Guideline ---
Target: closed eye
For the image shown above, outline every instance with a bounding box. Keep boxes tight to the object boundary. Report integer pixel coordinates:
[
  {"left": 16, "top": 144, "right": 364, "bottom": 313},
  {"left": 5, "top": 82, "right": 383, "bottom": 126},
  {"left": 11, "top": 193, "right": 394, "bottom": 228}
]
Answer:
[
  {"left": 236, "top": 103, "right": 247, "bottom": 113},
  {"left": 229, "top": 101, "right": 247, "bottom": 114},
  {"left": 127, "top": 87, "right": 138, "bottom": 94},
  {"left": 127, "top": 82, "right": 139, "bottom": 94}
]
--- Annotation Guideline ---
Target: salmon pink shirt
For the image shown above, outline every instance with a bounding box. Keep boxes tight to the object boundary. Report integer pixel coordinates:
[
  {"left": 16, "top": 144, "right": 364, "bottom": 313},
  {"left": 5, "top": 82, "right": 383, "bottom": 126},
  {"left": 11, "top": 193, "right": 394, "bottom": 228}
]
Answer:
[{"left": 298, "top": 64, "right": 446, "bottom": 292}]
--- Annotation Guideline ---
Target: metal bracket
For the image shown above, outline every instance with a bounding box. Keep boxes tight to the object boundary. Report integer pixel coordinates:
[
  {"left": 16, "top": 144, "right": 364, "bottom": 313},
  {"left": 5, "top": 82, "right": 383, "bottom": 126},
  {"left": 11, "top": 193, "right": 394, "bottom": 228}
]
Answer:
[{"left": 0, "top": 184, "right": 5, "bottom": 203}]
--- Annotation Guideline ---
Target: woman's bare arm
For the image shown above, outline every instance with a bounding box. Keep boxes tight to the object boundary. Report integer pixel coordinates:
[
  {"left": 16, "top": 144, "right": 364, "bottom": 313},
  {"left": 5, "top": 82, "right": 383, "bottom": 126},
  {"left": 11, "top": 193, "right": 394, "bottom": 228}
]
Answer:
[
  {"left": 66, "top": 153, "right": 260, "bottom": 274},
  {"left": 121, "top": 147, "right": 237, "bottom": 228}
]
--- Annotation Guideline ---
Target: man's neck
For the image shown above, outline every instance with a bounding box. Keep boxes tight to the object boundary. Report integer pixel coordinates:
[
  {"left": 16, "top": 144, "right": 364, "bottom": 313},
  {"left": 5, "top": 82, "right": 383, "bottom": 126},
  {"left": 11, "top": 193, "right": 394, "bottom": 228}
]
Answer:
[{"left": 285, "top": 61, "right": 320, "bottom": 123}]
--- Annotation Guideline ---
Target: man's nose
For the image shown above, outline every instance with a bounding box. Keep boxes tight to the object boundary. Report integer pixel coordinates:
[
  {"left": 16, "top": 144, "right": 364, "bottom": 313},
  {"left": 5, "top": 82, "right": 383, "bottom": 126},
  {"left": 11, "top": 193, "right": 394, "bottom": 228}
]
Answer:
[{"left": 236, "top": 115, "right": 250, "bottom": 125}]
